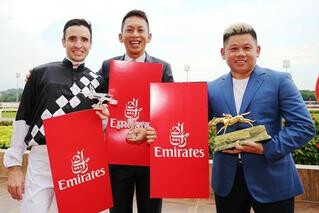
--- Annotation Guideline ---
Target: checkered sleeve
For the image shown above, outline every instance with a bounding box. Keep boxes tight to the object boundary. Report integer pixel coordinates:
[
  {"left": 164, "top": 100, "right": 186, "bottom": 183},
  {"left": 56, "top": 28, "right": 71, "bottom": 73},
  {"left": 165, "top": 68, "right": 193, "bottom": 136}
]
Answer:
[{"left": 3, "top": 70, "right": 37, "bottom": 167}]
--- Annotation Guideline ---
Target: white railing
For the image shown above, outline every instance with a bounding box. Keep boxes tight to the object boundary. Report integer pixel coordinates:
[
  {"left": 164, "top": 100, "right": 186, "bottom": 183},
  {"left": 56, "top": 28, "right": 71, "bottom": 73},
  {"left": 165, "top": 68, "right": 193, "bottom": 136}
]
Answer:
[
  {"left": 0, "top": 102, "right": 19, "bottom": 111},
  {"left": 0, "top": 102, "right": 18, "bottom": 121}
]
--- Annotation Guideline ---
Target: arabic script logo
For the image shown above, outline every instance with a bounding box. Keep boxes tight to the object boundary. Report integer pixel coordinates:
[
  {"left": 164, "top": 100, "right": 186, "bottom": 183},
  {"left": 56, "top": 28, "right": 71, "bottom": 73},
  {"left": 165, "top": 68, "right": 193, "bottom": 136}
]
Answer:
[
  {"left": 154, "top": 122, "right": 204, "bottom": 158},
  {"left": 125, "top": 98, "right": 143, "bottom": 120},
  {"left": 71, "top": 150, "right": 90, "bottom": 175},
  {"left": 170, "top": 122, "right": 190, "bottom": 148}
]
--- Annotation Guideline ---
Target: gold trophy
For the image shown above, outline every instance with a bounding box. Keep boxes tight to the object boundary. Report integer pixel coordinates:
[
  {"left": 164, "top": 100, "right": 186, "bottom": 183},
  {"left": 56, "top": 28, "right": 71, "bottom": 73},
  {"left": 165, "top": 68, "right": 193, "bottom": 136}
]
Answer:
[{"left": 209, "top": 112, "right": 271, "bottom": 151}]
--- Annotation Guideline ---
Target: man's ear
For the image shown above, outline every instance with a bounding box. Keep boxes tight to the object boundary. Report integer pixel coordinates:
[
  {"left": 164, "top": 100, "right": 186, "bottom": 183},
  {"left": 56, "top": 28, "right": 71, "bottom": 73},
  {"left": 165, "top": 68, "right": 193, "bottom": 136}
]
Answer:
[
  {"left": 256, "top": 45, "right": 261, "bottom": 57},
  {"left": 62, "top": 38, "right": 66, "bottom": 48},
  {"left": 221, "top": 48, "right": 226, "bottom": 60},
  {"left": 88, "top": 40, "right": 92, "bottom": 50},
  {"left": 118, "top": 33, "right": 123, "bottom": 43},
  {"left": 147, "top": 33, "right": 152, "bottom": 43}
]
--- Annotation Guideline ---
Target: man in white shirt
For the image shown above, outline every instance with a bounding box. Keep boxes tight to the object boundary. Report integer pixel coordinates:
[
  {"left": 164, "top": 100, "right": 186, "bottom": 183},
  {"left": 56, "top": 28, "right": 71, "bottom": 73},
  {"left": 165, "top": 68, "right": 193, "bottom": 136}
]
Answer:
[{"left": 97, "top": 9, "right": 174, "bottom": 213}]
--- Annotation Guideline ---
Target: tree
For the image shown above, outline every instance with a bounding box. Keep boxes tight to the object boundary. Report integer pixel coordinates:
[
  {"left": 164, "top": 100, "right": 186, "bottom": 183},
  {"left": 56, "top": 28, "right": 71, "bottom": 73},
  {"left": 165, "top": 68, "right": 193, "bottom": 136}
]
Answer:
[
  {"left": 0, "top": 89, "right": 23, "bottom": 102},
  {"left": 300, "top": 90, "right": 315, "bottom": 101}
]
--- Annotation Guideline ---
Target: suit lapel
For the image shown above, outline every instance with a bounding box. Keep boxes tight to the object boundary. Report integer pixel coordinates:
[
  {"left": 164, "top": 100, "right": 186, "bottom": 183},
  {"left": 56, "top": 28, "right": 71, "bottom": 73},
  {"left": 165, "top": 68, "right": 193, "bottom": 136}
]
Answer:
[
  {"left": 145, "top": 52, "right": 153, "bottom": 62},
  {"left": 239, "top": 65, "right": 265, "bottom": 114},
  {"left": 119, "top": 55, "right": 125, "bottom": 60},
  {"left": 220, "top": 73, "right": 237, "bottom": 116}
]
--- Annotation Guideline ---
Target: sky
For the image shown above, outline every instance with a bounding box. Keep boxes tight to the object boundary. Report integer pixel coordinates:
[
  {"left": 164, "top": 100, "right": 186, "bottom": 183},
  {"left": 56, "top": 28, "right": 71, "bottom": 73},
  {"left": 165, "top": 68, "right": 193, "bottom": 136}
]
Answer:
[{"left": 0, "top": 0, "right": 318, "bottom": 91}]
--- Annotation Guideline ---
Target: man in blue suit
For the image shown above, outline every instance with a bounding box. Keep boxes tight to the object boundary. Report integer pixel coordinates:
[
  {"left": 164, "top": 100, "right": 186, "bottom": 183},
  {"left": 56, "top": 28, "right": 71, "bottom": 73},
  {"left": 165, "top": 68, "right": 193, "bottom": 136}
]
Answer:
[{"left": 208, "top": 23, "right": 315, "bottom": 213}]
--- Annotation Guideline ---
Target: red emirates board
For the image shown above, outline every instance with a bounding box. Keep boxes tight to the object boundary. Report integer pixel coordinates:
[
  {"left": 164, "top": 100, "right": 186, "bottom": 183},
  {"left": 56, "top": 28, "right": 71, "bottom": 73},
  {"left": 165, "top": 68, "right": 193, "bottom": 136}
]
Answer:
[
  {"left": 43, "top": 109, "right": 113, "bottom": 213},
  {"left": 106, "top": 60, "right": 163, "bottom": 166},
  {"left": 150, "top": 82, "right": 210, "bottom": 198}
]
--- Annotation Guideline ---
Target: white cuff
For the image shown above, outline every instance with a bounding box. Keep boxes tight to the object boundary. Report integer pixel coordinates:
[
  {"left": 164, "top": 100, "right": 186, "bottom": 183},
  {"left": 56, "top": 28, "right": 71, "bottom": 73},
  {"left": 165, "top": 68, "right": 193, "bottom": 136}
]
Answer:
[
  {"left": 3, "top": 147, "right": 26, "bottom": 167},
  {"left": 3, "top": 120, "right": 29, "bottom": 168}
]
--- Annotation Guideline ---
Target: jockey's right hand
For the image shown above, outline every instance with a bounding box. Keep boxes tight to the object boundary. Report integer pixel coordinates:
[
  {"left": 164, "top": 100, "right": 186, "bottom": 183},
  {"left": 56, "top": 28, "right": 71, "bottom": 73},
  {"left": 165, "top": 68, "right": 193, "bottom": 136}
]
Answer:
[
  {"left": 7, "top": 166, "right": 25, "bottom": 200},
  {"left": 25, "top": 70, "right": 32, "bottom": 82}
]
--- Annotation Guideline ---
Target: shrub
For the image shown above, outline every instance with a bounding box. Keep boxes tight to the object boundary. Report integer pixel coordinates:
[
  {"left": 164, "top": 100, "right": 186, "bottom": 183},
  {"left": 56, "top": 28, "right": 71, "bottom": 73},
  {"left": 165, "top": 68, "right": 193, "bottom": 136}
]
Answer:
[
  {"left": 0, "top": 125, "right": 13, "bottom": 149},
  {"left": 293, "top": 111, "right": 319, "bottom": 165},
  {"left": 293, "top": 137, "right": 319, "bottom": 165}
]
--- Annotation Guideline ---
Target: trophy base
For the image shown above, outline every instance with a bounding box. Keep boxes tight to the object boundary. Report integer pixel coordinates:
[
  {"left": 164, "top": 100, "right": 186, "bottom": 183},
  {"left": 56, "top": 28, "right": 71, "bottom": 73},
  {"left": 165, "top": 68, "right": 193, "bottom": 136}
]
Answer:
[{"left": 214, "top": 125, "right": 272, "bottom": 151}]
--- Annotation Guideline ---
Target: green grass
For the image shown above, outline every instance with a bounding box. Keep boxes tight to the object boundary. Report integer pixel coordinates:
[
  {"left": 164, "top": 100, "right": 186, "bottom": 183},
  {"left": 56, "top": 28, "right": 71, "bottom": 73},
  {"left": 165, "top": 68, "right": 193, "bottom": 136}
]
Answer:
[
  {"left": 1, "top": 111, "right": 16, "bottom": 118},
  {"left": 0, "top": 125, "right": 13, "bottom": 148}
]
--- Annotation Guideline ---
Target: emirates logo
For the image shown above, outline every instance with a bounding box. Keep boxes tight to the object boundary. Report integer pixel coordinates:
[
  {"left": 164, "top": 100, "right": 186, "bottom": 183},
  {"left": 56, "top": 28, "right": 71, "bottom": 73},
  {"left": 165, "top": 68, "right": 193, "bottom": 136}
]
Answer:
[
  {"left": 170, "top": 123, "right": 190, "bottom": 148},
  {"left": 71, "top": 150, "right": 90, "bottom": 175},
  {"left": 109, "top": 98, "right": 149, "bottom": 130},
  {"left": 125, "top": 98, "right": 143, "bottom": 120},
  {"left": 58, "top": 149, "right": 106, "bottom": 191},
  {"left": 154, "top": 122, "right": 204, "bottom": 158}
]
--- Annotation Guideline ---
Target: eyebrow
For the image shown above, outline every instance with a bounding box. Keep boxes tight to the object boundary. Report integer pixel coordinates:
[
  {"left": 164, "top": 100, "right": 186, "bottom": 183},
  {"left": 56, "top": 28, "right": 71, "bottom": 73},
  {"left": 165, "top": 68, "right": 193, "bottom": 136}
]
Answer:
[
  {"left": 125, "top": 24, "right": 145, "bottom": 28},
  {"left": 229, "top": 42, "right": 253, "bottom": 46},
  {"left": 67, "top": 35, "right": 90, "bottom": 39}
]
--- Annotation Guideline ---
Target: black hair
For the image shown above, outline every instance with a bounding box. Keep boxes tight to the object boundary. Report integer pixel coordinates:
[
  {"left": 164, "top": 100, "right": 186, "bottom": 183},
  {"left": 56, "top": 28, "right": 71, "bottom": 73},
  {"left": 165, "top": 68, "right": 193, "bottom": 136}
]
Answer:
[
  {"left": 63, "top": 19, "right": 92, "bottom": 41},
  {"left": 121, "top": 10, "right": 149, "bottom": 32}
]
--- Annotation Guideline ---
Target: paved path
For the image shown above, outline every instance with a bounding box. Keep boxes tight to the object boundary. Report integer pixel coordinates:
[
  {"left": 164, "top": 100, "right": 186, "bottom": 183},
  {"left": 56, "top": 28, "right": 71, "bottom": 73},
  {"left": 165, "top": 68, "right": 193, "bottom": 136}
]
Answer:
[{"left": 1, "top": 177, "right": 319, "bottom": 213}]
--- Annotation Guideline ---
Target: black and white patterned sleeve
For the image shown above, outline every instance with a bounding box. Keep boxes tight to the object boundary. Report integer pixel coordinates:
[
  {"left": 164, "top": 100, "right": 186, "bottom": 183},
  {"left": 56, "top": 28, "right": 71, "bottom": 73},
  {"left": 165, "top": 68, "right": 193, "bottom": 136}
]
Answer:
[{"left": 3, "top": 70, "right": 38, "bottom": 167}]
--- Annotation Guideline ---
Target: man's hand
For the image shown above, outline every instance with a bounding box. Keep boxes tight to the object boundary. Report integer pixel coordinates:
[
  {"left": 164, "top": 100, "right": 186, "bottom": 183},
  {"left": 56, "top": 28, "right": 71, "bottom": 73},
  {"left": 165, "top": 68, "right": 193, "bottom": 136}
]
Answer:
[
  {"left": 7, "top": 166, "right": 25, "bottom": 200},
  {"left": 25, "top": 70, "right": 32, "bottom": 82},
  {"left": 145, "top": 127, "right": 157, "bottom": 144},
  {"left": 223, "top": 141, "right": 264, "bottom": 155},
  {"left": 96, "top": 104, "right": 109, "bottom": 120},
  {"left": 126, "top": 126, "right": 157, "bottom": 144},
  {"left": 222, "top": 147, "right": 242, "bottom": 154}
]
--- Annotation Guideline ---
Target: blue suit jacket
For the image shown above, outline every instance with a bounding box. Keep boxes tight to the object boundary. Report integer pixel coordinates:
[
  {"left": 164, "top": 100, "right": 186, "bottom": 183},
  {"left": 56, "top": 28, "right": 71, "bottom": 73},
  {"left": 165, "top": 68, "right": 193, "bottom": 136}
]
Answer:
[{"left": 208, "top": 65, "right": 315, "bottom": 203}]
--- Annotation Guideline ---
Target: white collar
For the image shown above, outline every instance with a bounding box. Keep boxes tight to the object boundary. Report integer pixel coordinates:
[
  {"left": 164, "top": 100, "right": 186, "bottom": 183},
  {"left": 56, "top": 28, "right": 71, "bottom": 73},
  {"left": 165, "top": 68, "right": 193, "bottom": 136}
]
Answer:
[
  {"left": 66, "top": 57, "right": 85, "bottom": 69},
  {"left": 124, "top": 53, "right": 146, "bottom": 62}
]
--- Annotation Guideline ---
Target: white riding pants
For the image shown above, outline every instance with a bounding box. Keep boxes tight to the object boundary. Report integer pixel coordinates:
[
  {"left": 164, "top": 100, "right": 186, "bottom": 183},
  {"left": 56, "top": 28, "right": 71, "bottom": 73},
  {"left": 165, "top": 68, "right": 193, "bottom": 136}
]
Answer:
[{"left": 21, "top": 145, "right": 57, "bottom": 213}]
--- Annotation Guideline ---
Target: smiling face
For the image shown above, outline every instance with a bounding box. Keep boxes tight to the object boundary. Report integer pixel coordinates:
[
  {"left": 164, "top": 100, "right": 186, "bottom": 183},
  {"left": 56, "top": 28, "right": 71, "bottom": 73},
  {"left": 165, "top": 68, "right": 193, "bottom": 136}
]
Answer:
[
  {"left": 221, "top": 33, "right": 260, "bottom": 79},
  {"left": 119, "top": 16, "right": 152, "bottom": 59},
  {"left": 62, "top": 25, "right": 92, "bottom": 62}
]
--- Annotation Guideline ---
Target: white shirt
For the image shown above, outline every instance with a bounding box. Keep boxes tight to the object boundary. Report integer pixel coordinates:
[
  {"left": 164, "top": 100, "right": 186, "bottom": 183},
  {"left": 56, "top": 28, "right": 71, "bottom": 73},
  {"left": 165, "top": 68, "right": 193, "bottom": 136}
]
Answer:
[
  {"left": 124, "top": 53, "right": 146, "bottom": 62},
  {"left": 232, "top": 77, "right": 249, "bottom": 160},
  {"left": 232, "top": 77, "right": 249, "bottom": 114}
]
